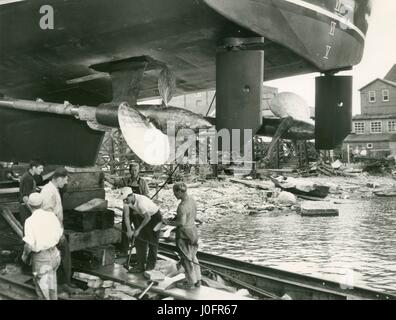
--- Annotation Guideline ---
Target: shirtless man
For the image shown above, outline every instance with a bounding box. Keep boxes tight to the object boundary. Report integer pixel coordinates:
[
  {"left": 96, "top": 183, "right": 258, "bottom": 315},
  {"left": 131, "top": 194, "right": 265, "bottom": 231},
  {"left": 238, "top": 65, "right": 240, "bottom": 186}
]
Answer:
[{"left": 165, "top": 182, "right": 201, "bottom": 289}]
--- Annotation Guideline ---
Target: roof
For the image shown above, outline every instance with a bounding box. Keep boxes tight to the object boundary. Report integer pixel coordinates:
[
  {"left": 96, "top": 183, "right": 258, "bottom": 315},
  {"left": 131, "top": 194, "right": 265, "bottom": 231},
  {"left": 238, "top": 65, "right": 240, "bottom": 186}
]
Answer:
[
  {"left": 385, "top": 64, "right": 396, "bottom": 82},
  {"left": 353, "top": 114, "right": 396, "bottom": 120},
  {"left": 344, "top": 133, "right": 396, "bottom": 143},
  {"left": 359, "top": 78, "right": 396, "bottom": 91}
]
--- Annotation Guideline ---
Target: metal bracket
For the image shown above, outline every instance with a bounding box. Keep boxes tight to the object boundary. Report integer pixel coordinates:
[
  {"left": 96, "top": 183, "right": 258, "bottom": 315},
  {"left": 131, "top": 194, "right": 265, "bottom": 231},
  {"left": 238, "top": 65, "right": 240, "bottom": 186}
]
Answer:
[{"left": 218, "top": 37, "right": 265, "bottom": 51}]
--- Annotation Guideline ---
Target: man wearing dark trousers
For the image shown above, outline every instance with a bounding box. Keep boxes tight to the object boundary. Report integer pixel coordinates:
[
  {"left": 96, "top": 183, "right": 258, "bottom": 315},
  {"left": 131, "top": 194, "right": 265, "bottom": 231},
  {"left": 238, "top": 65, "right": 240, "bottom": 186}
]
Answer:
[
  {"left": 121, "top": 187, "right": 162, "bottom": 273},
  {"left": 19, "top": 160, "right": 44, "bottom": 226},
  {"left": 41, "top": 168, "right": 77, "bottom": 294},
  {"left": 108, "top": 162, "right": 150, "bottom": 254}
]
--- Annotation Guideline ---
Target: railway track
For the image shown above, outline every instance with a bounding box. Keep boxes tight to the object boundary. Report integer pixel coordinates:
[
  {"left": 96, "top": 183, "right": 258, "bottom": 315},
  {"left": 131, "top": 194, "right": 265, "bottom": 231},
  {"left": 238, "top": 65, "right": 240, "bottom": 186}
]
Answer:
[{"left": 158, "top": 243, "right": 396, "bottom": 300}]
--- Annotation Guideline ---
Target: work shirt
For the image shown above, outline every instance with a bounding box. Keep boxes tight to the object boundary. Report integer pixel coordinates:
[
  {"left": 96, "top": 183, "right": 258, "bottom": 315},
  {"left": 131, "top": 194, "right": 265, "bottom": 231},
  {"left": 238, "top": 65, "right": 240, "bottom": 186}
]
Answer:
[
  {"left": 115, "top": 176, "right": 149, "bottom": 197},
  {"left": 128, "top": 194, "right": 159, "bottom": 218},
  {"left": 23, "top": 209, "right": 63, "bottom": 253},
  {"left": 41, "top": 181, "right": 63, "bottom": 226},
  {"left": 19, "top": 171, "right": 36, "bottom": 203}
]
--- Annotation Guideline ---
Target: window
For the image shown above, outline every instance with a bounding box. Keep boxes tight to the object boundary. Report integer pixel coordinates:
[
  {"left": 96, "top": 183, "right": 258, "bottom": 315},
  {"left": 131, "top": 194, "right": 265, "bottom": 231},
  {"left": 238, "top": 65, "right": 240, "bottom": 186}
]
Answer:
[
  {"left": 382, "top": 89, "right": 390, "bottom": 102},
  {"left": 370, "top": 121, "right": 382, "bottom": 133},
  {"left": 353, "top": 122, "right": 365, "bottom": 134},
  {"left": 367, "top": 143, "right": 373, "bottom": 149},
  {"left": 388, "top": 121, "right": 396, "bottom": 133},
  {"left": 369, "top": 91, "right": 376, "bottom": 103}
]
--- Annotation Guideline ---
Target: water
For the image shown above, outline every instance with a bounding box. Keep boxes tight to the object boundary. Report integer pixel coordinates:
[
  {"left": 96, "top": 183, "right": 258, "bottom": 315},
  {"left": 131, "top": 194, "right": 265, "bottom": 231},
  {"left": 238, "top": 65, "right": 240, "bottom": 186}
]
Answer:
[{"left": 198, "top": 198, "right": 396, "bottom": 294}]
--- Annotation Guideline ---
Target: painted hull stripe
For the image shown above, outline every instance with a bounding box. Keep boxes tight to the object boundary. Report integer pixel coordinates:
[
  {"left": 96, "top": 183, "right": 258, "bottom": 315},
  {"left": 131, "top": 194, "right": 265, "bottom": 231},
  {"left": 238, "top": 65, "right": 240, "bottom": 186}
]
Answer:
[{"left": 281, "top": 0, "right": 366, "bottom": 40}]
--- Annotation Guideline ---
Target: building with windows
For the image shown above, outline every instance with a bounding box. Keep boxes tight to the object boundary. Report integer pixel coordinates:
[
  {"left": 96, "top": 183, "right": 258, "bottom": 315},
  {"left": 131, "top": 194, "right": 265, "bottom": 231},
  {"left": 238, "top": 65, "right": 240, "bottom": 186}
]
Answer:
[{"left": 343, "top": 65, "right": 396, "bottom": 158}]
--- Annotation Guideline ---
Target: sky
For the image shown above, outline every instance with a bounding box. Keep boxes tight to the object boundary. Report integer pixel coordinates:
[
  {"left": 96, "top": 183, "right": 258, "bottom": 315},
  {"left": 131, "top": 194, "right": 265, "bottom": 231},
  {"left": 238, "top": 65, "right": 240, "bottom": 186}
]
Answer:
[{"left": 265, "top": 1, "right": 396, "bottom": 115}]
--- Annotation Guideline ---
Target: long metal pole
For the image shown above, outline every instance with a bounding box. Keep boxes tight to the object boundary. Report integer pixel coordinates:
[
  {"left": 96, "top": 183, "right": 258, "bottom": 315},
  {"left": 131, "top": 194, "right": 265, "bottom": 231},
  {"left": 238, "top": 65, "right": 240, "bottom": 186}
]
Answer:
[{"left": 0, "top": 98, "right": 97, "bottom": 122}]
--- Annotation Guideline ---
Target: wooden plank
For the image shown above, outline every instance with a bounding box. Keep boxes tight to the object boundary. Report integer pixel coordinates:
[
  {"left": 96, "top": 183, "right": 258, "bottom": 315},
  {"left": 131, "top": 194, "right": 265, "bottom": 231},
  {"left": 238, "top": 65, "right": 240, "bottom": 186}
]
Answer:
[
  {"left": 0, "top": 191, "right": 19, "bottom": 203},
  {"left": 62, "top": 188, "right": 106, "bottom": 210},
  {"left": 230, "top": 179, "right": 270, "bottom": 190},
  {"left": 0, "top": 187, "right": 19, "bottom": 194},
  {"left": 64, "top": 209, "right": 115, "bottom": 232},
  {"left": 0, "top": 208, "right": 23, "bottom": 238},
  {"left": 81, "top": 264, "right": 254, "bottom": 300},
  {"left": 300, "top": 201, "right": 339, "bottom": 217},
  {"left": 75, "top": 199, "right": 108, "bottom": 212},
  {"left": 65, "top": 228, "right": 121, "bottom": 252}
]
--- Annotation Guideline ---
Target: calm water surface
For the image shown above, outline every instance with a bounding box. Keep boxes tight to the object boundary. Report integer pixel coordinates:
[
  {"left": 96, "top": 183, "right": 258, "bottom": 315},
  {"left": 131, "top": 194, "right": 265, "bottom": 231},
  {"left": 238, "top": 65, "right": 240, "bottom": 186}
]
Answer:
[{"left": 199, "top": 198, "right": 396, "bottom": 294}]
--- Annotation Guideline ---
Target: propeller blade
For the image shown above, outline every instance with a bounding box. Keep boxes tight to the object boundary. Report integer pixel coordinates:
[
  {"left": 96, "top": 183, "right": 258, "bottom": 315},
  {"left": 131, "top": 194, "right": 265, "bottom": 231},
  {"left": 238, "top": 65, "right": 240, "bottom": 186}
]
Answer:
[
  {"left": 158, "top": 67, "right": 176, "bottom": 106},
  {"left": 118, "top": 102, "right": 170, "bottom": 165}
]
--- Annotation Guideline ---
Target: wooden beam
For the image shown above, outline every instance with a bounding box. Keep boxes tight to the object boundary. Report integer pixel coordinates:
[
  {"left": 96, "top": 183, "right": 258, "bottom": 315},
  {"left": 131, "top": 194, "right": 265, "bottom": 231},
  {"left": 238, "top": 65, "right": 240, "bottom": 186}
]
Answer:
[{"left": 65, "top": 228, "right": 121, "bottom": 252}]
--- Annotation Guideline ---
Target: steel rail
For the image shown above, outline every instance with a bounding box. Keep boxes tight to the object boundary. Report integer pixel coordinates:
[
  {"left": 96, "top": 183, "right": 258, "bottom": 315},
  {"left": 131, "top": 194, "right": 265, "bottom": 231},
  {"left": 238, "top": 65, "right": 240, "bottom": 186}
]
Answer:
[{"left": 158, "top": 242, "right": 396, "bottom": 300}]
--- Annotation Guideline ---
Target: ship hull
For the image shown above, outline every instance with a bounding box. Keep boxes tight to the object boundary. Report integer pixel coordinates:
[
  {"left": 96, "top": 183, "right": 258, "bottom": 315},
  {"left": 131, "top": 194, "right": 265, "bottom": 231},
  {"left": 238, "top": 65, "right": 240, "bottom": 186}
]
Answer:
[{"left": 0, "top": 0, "right": 371, "bottom": 105}]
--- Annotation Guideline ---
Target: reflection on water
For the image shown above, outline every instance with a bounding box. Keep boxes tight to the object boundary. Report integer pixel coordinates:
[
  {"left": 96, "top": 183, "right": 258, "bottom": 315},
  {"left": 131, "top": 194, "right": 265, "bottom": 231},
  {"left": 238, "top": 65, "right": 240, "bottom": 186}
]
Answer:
[{"left": 198, "top": 198, "right": 396, "bottom": 294}]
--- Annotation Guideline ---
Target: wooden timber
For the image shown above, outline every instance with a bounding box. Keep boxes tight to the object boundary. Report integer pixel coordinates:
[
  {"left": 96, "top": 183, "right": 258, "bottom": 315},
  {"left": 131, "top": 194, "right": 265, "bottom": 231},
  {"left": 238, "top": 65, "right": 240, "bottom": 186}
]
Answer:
[
  {"left": 62, "top": 189, "right": 106, "bottom": 211},
  {"left": 79, "top": 264, "right": 254, "bottom": 301},
  {"left": 64, "top": 209, "right": 115, "bottom": 232},
  {"left": 65, "top": 228, "right": 121, "bottom": 252}
]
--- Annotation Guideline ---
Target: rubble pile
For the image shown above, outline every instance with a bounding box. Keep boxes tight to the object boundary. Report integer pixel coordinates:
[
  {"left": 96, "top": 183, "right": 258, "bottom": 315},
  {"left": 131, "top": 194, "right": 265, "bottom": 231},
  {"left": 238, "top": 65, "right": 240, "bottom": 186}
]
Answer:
[
  {"left": 297, "top": 161, "right": 348, "bottom": 177},
  {"left": 105, "top": 173, "right": 396, "bottom": 224}
]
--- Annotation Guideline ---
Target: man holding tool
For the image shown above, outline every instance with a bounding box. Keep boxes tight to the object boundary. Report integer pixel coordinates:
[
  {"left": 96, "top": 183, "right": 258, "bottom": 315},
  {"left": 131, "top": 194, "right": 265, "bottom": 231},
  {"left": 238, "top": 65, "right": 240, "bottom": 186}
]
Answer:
[
  {"left": 106, "top": 162, "right": 150, "bottom": 254},
  {"left": 121, "top": 187, "right": 163, "bottom": 273}
]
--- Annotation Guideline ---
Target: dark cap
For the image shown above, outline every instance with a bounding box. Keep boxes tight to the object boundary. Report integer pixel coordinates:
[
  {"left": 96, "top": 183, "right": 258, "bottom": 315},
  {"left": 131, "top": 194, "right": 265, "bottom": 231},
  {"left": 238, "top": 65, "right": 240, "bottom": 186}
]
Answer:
[{"left": 52, "top": 167, "right": 69, "bottom": 179}]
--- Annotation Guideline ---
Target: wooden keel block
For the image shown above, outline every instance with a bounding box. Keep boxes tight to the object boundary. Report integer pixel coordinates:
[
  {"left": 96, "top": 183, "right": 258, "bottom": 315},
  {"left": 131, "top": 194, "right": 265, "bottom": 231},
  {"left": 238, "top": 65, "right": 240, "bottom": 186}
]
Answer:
[
  {"left": 75, "top": 199, "right": 108, "bottom": 212},
  {"left": 63, "top": 169, "right": 105, "bottom": 192},
  {"left": 300, "top": 201, "right": 339, "bottom": 217},
  {"left": 64, "top": 209, "right": 115, "bottom": 232},
  {"left": 62, "top": 188, "right": 106, "bottom": 211},
  {"left": 65, "top": 228, "right": 121, "bottom": 252},
  {"left": 72, "top": 245, "right": 115, "bottom": 268}
]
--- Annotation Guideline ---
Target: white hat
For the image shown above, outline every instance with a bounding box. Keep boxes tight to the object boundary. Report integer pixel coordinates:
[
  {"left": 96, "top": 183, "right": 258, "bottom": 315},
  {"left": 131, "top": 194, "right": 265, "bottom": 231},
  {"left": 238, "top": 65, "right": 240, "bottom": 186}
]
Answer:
[
  {"left": 28, "top": 193, "right": 43, "bottom": 207},
  {"left": 119, "top": 187, "right": 133, "bottom": 200}
]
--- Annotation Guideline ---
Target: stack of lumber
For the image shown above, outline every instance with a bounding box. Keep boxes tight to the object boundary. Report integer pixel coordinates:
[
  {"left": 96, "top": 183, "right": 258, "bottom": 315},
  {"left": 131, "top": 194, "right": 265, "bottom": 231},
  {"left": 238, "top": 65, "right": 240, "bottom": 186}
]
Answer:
[
  {"left": 62, "top": 168, "right": 105, "bottom": 210},
  {"left": 62, "top": 168, "right": 119, "bottom": 266}
]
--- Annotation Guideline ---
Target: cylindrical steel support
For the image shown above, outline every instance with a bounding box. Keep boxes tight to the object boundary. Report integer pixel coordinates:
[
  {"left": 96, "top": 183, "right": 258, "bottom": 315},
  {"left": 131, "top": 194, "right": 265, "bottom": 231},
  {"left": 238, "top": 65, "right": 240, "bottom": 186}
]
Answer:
[
  {"left": 95, "top": 102, "right": 120, "bottom": 127},
  {"left": 315, "top": 75, "right": 353, "bottom": 150}
]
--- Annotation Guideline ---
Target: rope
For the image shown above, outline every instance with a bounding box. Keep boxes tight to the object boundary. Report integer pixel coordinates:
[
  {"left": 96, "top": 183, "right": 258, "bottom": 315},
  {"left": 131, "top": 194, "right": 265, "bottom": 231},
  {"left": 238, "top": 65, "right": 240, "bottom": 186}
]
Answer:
[
  {"left": 150, "top": 164, "right": 180, "bottom": 200},
  {"left": 205, "top": 92, "right": 216, "bottom": 117}
]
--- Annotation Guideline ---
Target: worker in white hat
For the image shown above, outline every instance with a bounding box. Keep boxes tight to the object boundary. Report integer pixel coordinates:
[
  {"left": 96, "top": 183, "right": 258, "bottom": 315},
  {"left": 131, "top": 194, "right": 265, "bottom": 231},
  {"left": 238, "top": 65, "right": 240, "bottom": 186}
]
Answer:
[
  {"left": 109, "top": 162, "right": 150, "bottom": 254},
  {"left": 22, "top": 193, "right": 63, "bottom": 300},
  {"left": 120, "top": 186, "right": 163, "bottom": 273}
]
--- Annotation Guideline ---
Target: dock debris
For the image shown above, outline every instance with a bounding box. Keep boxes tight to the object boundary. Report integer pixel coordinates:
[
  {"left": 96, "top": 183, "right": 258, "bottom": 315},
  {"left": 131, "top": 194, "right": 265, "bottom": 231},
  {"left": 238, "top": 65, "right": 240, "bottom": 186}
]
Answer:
[{"left": 299, "top": 201, "right": 339, "bottom": 217}]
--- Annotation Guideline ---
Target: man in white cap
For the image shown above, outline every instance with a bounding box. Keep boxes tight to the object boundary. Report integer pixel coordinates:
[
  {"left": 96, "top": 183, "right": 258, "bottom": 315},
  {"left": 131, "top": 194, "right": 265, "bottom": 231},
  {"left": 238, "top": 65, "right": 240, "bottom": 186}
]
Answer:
[
  {"left": 121, "top": 187, "right": 162, "bottom": 273},
  {"left": 22, "top": 193, "right": 63, "bottom": 300},
  {"left": 107, "top": 162, "right": 150, "bottom": 253}
]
